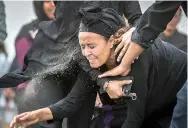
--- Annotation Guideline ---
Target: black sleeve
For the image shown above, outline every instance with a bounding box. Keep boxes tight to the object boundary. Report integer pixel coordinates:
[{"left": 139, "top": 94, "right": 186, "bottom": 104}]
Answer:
[
  {"left": 121, "top": 46, "right": 153, "bottom": 128},
  {"left": 131, "top": 1, "right": 182, "bottom": 49},
  {"left": 120, "top": 1, "right": 142, "bottom": 27},
  {"left": 48, "top": 69, "right": 97, "bottom": 120}
]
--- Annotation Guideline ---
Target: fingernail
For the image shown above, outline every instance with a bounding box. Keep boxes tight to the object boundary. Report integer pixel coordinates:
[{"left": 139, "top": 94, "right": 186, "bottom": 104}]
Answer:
[{"left": 128, "top": 80, "right": 132, "bottom": 83}]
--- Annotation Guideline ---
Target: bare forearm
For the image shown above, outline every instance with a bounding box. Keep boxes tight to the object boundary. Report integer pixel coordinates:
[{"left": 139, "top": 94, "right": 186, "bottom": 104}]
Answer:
[
  {"left": 38, "top": 108, "right": 53, "bottom": 121},
  {"left": 121, "top": 42, "right": 144, "bottom": 67}
]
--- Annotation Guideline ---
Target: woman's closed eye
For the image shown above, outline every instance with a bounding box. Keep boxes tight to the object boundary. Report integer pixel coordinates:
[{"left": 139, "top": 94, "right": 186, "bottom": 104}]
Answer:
[
  {"left": 81, "top": 45, "right": 85, "bottom": 50},
  {"left": 88, "top": 44, "right": 96, "bottom": 49}
]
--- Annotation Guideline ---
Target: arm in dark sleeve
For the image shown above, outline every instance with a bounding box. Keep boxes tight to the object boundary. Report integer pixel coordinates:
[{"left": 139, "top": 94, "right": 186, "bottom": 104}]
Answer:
[
  {"left": 48, "top": 70, "right": 97, "bottom": 120},
  {"left": 121, "top": 47, "right": 152, "bottom": 128},
  {"left": 0, "top": 1, "right": 7, "bottom": 43},
  {"left": 120, "top": 1, "right": 142, "bottom": 27},
  {"left": 131, "top": 1, "right": 182, "bottom": 49}
]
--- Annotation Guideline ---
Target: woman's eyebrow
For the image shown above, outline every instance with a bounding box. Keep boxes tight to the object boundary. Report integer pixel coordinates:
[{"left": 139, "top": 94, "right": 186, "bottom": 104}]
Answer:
[{"left": 87, "top": 42, "right": 96, "bottom": 45}]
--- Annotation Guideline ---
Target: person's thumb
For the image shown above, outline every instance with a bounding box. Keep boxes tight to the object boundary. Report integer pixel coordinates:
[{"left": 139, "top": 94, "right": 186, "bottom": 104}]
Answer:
[
  {"left": 119, "top": 80, "right": 132, "bottom": 87},
  {"left": 98, "top": 68, "right": 119, "bottom": 78}
]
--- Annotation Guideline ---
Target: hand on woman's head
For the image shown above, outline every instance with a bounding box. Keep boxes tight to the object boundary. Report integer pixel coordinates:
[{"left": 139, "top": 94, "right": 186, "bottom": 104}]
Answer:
[
  {"left": 114, "top": 27, "right": 136, "bottom": 62},
  {"left": 110, "top": 28, "right": 128, "bottom": 46}
]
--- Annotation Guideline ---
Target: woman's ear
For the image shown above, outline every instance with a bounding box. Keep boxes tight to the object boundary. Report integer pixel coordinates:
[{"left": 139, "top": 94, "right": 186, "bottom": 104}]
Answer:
[{"left": 108, "top": 35, "right": 115, "bottom": 48}]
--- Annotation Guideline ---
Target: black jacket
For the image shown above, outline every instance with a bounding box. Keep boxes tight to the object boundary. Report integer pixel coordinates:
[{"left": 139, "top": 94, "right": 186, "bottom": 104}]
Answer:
[
  {"left": 49, "top": 38, "right": 187, "bottom": 128},
  {"left": 131, "top": 1, "right": 187, "bottom": 49}
]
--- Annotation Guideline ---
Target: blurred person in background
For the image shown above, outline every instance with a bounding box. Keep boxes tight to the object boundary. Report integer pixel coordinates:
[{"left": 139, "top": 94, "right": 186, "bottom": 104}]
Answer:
[
  {"left": 159, "top": 6, "right": 187, "bottom": 53},
  {"left": 9, "top": 0, "right": 55, "bottom": 72},
  {"left": 0, "top": 1, "right": 7, "bottom": 77},
  {"left": 0, "top": 1, "right": 15, "bottom": 128},
  {"left": 14, "top": 0, "right": 55, "bottom": 68},
  {"left": 12, "top": 0, "right": 55, "bottom": 108},
  {"left": 4, "top": 1, "right": 55, "bottom": 128}
]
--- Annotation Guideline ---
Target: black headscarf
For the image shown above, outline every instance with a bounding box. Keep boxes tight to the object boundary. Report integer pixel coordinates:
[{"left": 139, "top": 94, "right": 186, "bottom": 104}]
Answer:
[
  {"left": 78, "top": 3, "right": 125, "bottom": 39},
  {"left": 16, "top": 1, "right": 52, "bottom": 41},
  {"left": 33, "top": 1, "right": 51, "bottom": 21}
]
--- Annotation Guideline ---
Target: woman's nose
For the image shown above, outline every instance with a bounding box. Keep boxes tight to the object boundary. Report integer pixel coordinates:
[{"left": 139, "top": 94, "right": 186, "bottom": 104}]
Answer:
[{"left": 83, "top": 48, "right": 91, "bottom": 57}]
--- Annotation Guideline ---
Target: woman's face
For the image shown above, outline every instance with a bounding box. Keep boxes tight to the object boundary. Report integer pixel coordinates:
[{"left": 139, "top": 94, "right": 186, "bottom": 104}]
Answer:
[
  {"left": 43, "top": 1, "right": 55, "bottom": 20},
  {"left": 79, "top": 32, "right": 113, "bottom": 68}
]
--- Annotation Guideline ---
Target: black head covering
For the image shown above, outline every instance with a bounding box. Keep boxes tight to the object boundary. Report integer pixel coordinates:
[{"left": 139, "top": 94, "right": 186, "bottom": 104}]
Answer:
[
  {"left": 16, "top": 1, "right": 52, "bottom": 41},
  {"left": 78, "top": 3, "right": 125, "bottom": 39},
  {"left": 33, "top": 1, "right": 51, "bottom": 21}
]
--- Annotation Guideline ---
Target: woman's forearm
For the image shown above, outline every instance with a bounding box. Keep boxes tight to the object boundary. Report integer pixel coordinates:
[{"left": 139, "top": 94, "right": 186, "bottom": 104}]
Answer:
[
  {"left": 121, "top": 42, "right": 144, "bottom": 67},
  {"left": 37, "top": 108, "right": 53, "bottom": 121}
]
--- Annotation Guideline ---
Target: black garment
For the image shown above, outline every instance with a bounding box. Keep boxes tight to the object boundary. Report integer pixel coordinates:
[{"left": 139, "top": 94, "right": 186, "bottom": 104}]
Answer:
[
  {"left": 131, "top": 1, "right": 187, "bottom": 49},
  {"left": 159, "top": 30, "right": 187, "bottom": 53},
  {"left": 33, "top": 1, "right": 51, "bottom": 21},
  {"left": 49, "top": 38, "right": 187, "bottom": 128},
  {"left": 9, "top": 1, "right": 53, "bottom": 72}
]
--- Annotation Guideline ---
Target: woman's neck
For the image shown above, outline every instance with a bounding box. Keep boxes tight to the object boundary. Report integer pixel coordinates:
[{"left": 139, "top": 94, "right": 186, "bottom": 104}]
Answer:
[{"left": 106, "top": 50, "right": 116, "bottom": 70}]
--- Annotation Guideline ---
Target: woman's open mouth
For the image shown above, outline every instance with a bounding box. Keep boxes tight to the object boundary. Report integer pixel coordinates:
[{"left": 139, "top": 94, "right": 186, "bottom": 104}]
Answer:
[{"left": 87, "top": 57, "right": 97, "bottom": 64}]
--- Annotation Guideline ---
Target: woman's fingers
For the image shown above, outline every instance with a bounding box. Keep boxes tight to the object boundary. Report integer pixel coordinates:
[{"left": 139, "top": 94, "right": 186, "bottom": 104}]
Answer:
[
  {"left": 114, "top": 27, "right": 135, "bottom": 60},
  {"left": 98, "top": 66, "right": 123, "bottom": 78},
  {"left": 98, "top": 64, "right": 131, "bottom": 78},
  {"left": 19, "top": 114, "right": 31, "bottom": 121},
  {"left": 114, "top": 33, "right": 129, "bottom": 56},
  {"left": 117, "top": 40, "right": 130, "bottom": 62},
  {"left": 114, "top": 42, "right": 124, "bottom": 56},
  {"left": 9, "top": 116, "right": 16, "bottom": 128},
  {"left": 16, "top": 113, "right": 28, "bottom": 120},
  {"left": 10, "top": 112, "right": 35, "bottom": 128},
  {"left": 119, "top": 80, "right": 133, "bottom": 87},
  {"left": 107, "top": 80, "right": 133, "bottom": 99}
]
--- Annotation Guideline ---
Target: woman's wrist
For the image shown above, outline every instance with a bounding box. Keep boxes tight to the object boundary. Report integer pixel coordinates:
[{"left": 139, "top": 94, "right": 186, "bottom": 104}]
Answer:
[
  {"left": 103, "top": 80, "right": 110, "bottom": 92},
  {"left": 37, "top": 108, "right": 53, "bottom": 121},
  {"left": 121, "top": 41, "right": 144, "bottom": 67}
]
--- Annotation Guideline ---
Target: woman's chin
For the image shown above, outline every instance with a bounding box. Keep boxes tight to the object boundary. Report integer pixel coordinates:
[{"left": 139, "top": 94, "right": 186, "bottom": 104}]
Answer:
[{"left": 90, "top": 63, "right": 100, "bottom": 69}]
